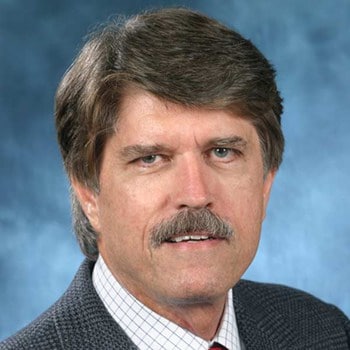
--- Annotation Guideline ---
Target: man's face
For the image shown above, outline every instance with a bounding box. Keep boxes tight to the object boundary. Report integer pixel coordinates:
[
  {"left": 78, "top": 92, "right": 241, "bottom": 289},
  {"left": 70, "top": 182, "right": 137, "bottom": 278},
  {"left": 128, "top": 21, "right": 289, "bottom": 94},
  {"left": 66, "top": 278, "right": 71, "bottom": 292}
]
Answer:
[{"left": 75, "top": 88, "right": 275, "bottom": 311}]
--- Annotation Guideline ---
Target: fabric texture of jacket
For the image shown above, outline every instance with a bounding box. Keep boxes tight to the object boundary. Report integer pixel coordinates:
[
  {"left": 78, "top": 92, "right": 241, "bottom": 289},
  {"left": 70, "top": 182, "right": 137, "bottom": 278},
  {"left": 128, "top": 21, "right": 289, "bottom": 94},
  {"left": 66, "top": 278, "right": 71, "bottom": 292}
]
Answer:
[{"left": 1, "top": 259, "right": 349, "bottom": 349}]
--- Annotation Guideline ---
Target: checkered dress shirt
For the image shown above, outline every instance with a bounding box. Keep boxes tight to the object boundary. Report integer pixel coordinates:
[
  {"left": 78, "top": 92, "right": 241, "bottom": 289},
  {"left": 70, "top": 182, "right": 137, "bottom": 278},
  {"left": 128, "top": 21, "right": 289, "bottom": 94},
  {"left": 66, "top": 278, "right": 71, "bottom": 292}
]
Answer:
[{"left": 93, "top": 255, "right": 243, "bottom": 350}]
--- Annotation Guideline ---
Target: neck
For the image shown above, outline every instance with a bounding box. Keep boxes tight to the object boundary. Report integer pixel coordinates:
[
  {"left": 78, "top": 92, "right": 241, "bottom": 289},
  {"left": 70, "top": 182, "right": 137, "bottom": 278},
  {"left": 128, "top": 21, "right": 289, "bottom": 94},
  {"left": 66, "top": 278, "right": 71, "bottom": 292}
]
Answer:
[
  {"left": 139, "top": 293, "right": 227, "bottom": 341},
  {"left": 168, "top": 300, "right": 227, "bottom": 340}
]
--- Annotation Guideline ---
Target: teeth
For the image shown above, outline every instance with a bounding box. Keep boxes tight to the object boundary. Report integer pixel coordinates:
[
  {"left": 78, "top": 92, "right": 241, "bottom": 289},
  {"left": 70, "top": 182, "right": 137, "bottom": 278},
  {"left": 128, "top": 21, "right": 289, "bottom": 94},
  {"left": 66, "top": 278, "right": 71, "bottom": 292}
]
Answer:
[
  {"left": 170, "top": 235, "right": 210, "bottom": 243},
  {"left": 190, "top": 235, "right": 209, "bottom": 241}
]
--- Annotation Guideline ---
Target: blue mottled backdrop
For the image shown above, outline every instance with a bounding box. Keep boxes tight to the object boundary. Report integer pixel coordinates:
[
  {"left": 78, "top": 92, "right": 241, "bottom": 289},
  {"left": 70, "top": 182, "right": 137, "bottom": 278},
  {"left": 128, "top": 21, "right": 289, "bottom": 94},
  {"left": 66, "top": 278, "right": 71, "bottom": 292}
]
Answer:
[{"left": 0, "top": 0, "right": 349, "bottom": 340}]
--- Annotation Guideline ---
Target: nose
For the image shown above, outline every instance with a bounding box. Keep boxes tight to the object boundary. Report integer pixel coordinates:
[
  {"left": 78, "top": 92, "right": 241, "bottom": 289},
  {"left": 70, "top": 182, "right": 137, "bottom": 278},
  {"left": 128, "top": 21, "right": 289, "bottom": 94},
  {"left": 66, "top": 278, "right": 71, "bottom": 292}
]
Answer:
[{"left": 172, "top": 155, "right": 213, "bottom": 210}]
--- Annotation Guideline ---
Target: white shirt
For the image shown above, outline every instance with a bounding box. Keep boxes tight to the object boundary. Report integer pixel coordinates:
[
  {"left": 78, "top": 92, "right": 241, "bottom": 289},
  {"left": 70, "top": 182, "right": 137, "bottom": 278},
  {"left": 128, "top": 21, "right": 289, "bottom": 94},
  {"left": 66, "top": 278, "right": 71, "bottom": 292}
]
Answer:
[{"left": 93, "top": 255, "right": 243, "bottom": 350}]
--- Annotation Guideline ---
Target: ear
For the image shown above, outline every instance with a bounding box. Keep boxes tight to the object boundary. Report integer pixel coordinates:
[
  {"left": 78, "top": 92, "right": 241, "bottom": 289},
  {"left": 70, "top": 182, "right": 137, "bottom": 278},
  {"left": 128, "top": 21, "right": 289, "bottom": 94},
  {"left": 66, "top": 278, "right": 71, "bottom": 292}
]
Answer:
[
  {"left": 71, "top": 178, "right": 101, "bottom": 232},
  {"left": 262, "top": 169, "right": 277, "bottom": 220}
]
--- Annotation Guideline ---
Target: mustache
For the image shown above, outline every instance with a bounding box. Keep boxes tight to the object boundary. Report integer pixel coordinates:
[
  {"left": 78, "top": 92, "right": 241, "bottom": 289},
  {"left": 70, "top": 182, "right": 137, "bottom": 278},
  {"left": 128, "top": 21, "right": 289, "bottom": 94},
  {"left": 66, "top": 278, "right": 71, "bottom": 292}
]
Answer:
[{"left": 150, "top": 208, "right": 233, "bottom": 248}]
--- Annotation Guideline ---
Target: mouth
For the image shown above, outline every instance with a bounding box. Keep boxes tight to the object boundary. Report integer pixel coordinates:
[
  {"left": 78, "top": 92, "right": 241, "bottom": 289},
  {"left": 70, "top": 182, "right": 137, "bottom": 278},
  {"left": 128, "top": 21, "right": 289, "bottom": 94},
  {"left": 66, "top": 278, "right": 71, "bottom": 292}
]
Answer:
[
  {"left": 165, "top": 234, "right": 221, "bottom": 244},
  {"left": 149, "top": 208, "right": 233, "bottom": 248}
]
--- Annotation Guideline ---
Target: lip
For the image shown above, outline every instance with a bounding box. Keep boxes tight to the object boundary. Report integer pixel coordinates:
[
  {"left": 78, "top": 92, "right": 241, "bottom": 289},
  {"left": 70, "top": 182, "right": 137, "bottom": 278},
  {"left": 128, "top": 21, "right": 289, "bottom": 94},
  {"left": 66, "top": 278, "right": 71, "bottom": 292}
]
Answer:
[
  {"left": 162, "top": 236, "right": 226, "bottom": 251},
  {"left": 166, "top": 234, "right": 215, "bottom": 243}
]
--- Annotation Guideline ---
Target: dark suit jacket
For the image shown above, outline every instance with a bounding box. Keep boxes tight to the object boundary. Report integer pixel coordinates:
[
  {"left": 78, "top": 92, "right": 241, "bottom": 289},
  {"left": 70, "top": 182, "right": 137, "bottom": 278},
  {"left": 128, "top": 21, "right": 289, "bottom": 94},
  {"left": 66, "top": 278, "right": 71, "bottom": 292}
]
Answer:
[{"left": 1, "top": 259, "right": 349, "bottom": 349}]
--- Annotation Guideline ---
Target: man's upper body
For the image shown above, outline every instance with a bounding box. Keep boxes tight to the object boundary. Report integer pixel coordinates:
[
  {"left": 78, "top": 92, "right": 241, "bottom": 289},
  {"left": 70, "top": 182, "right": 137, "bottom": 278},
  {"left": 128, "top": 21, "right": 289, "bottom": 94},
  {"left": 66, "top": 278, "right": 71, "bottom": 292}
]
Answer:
[
  {"left": 1, "top": 259, "right": 349, "bottom": 349},
  {"left": 2, "top": 7, "right": 349, "bottom": 349}
]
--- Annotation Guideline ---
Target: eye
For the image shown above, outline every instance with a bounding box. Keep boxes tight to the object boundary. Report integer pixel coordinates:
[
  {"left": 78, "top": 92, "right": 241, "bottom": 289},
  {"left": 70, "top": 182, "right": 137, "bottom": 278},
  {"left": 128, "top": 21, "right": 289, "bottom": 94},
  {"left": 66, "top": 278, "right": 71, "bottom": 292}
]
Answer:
[
  {"left": 139, "top": 155, "right": 159, "bottom": 164},
  {"left": 208, "top": 147, "right": 242, "bottom": 164},
  {"left": 212, "top": 147, "right": 231, "bottom": 158},
  {"left": 133, "top": 154, "right": 171, "bottom": 168}
]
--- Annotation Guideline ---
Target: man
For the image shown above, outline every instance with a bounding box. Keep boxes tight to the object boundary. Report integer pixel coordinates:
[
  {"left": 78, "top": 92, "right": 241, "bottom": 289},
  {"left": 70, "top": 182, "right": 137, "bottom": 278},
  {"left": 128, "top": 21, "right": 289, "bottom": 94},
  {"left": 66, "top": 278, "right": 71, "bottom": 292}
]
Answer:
[{"left": 1, "top": 7, "right": 349, "bottom": 350}]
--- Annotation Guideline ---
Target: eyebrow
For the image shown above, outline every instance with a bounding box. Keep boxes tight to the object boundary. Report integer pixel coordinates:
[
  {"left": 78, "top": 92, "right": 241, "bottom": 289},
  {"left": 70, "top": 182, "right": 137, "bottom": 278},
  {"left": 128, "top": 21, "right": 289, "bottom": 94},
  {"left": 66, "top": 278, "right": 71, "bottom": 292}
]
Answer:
[
  {"left": 205, "top": 136, "right": 248, "bottom": 150},
  {"left": 119, "top": 144, "right": 171, "bottom": 160}
]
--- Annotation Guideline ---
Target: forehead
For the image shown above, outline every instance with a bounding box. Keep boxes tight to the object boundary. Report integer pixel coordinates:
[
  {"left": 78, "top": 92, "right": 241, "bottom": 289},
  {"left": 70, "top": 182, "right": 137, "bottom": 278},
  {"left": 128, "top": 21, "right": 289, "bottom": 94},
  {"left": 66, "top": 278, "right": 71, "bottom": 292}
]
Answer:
[{"left": 116, "top": 88, "right": 258, "bottom": 141}]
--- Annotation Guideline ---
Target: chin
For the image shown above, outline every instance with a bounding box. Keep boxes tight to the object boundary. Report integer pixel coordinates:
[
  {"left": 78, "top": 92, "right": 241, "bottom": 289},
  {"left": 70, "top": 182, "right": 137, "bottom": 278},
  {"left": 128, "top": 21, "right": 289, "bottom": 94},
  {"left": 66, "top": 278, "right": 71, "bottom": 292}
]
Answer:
[{"left": 162, "top": 277, "right": 230, "bottom": 306}]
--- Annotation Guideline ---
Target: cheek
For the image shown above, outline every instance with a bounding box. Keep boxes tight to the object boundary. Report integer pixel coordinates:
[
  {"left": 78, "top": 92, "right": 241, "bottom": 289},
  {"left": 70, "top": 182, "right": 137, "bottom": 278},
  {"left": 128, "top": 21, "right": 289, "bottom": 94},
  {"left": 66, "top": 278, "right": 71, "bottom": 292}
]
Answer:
[
  {"left": 222, "top": 175, "right": 265, "bottom": 222},
  {"left": 97, "top": 179, "right": 165, "bottom": 249},
  {"left": 237, "top": 194, "right": 264, "bottom": 231},
  {"left": 221, "top": 177, "right": 265, "bottom": 250},
  {"left": 228, "top": 191, "right": 264, "bottom": 276}
]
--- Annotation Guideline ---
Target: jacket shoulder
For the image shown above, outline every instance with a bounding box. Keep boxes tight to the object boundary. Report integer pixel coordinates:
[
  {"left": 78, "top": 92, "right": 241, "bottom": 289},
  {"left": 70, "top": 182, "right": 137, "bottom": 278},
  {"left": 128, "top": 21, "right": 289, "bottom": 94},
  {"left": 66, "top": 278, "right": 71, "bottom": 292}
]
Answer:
[
  {"left": 233, "top": 280, "right": 350, "bottom": 349},
  {"left": 235, "top": 279, "right": 348, "bottom": 316},
  {"left": 0, "top": 304, "right": 62, "bottom": 350},
  {"left": 0, "top": 260, "right": 137, "bottom": 350}
]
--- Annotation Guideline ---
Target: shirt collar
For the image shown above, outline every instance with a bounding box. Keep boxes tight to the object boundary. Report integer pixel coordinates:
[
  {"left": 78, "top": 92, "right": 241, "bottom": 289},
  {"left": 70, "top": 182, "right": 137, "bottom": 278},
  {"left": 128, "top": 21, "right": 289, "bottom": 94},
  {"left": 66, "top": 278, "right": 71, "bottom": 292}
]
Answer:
[{"left": 93, "top": 255, "right": 242, "bottom": 350}]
